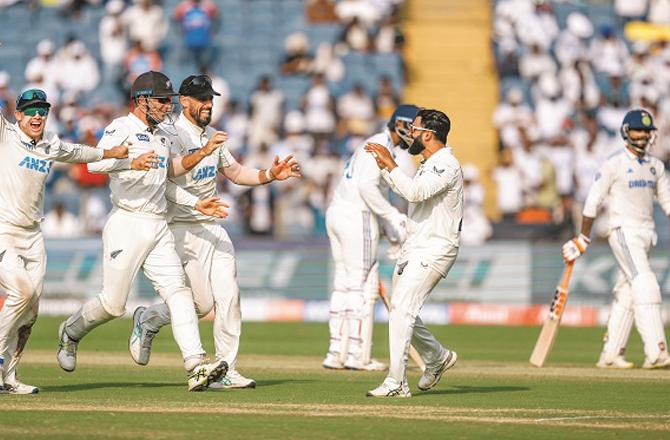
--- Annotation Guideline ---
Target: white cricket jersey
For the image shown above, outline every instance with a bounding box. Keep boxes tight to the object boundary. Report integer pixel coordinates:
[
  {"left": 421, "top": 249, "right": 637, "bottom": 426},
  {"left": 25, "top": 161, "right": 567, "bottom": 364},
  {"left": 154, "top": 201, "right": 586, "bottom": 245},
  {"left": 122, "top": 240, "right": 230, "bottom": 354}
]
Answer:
[
  {"left": 166, "top": 113, "right": 236, "bottom": 223},
  {"left": 382, "top": 147, "right": 463, "bottom": 275},
  {"left": 330, "top": 130, "right": 399, "bottom": 221},
  {"left": 88, "top": 113, "right": 198, "bottom": 217},
  {"left": 583, "top": 147, "right": 670, "bottom": 231},
  {"left": 0, "top": 114, "right": 104, "bottom": 228}
]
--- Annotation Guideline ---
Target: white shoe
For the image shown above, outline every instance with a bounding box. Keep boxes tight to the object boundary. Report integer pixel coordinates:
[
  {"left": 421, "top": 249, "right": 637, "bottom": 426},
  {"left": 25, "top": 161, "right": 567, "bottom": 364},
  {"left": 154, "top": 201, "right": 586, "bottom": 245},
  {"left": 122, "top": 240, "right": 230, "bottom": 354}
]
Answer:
[
  {"left": 322, "top": 354, "right": 344, "bottom": 370},
  {"left": 209, "top": 369, "right": 256, "bottom": 389},
  {"left": 344, "top": 358, "right": 388, "bottom": 371},
  {"left": 2, "top": 380, "right": 39, "bottom": 394},
  {"left": 57, "top": 321, "right": 78, "bottom": 372},
  {"left": 642, "top": 355, "right": 670, "bottom": 370},
  {"left": 418, "top": 350, "right": 457, "bottom": 391},
  {"left": 128, "top": 306, "right": 157, "bottom": 366},
  {"left": 366, "top": 378, "right": 411, "bottom": 398},
  {"left": 187, "top": 359, "right": 228, "bottom": 392},
  {"left": 596, "top": 354, "right": 634, "bottom": 369}
]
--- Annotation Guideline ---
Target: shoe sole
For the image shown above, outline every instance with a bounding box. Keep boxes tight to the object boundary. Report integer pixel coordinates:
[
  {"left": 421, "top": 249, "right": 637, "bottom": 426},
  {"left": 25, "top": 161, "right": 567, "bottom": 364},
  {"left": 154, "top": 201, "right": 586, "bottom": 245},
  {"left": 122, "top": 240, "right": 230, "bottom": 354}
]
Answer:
[
  {"left": 7, "top": 387, "right": 39, "bottom": 395},
  {"left": 366, "top": 391, "right": 412, "bottom": 398},
  {"left": 128, "top": 306, "right": 148, "bottom": 366},
  {"left": 417, "top": 351, "right": 458, "bottom": 391},
  {"left": 189, "top": 360, "right": 229, "bottom": 392},
  {"left": 57, "top": 322, "right": 75, "bottom": 373},
  {"left": 214, "top": 380, "right": 257, "bottom": 390}
]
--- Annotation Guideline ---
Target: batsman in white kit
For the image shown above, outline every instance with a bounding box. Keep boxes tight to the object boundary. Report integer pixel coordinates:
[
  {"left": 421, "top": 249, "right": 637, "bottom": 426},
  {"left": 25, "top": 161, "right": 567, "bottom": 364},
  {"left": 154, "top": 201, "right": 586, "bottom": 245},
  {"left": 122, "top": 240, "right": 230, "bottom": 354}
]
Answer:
[
  {"left": 365, "top": 109, "right": 460, "bottom": 397},
  {"left": 323, "top": 104, "right": 419, "bottom": 371},
  {"left": 56, "top": 71, "right": 231, "bottom": 391},
  {"left": 0, "top": 89, "right": 129, "bottom": 394},
  {"left": 129, "top": 74, "right": 301, "bottom": 389},
  {"left": 564, "top": 109, "right": 670, "bottom": 370}
]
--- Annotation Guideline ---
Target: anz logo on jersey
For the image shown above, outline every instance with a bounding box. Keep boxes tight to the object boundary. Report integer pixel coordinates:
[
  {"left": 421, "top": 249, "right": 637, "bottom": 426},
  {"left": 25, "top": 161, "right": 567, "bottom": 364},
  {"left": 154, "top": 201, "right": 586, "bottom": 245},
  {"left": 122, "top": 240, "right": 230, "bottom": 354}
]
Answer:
[
  {"left": 628, "top": 179, "right": 656, "bottom": 189},
  {"left": 18, "top": 155, "right": 53, "bottom": 174},
  {"left": 193, "top": 165, "right": 216, "bottom": 180}
]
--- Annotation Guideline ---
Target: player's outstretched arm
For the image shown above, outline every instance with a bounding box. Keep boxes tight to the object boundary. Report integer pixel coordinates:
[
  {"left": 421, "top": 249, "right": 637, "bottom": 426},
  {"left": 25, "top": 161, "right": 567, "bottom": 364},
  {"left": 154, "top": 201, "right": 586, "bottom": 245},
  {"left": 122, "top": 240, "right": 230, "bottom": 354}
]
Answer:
[
  {"left": 268, "top": 154, "right": 301, "bottom": 181},
  {"left": 169, "top": 131, "right": 228, "bottom": 177},
  {"left": 221, "top": 155, "right": 301, "bottom": 186}
]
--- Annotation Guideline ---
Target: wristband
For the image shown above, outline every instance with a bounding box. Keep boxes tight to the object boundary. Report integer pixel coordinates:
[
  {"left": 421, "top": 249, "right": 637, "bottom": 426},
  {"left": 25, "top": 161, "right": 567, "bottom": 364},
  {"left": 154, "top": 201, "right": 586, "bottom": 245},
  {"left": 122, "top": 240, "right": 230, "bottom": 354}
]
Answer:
[{"left": 265, "top": 168, "right": 273, "bottom": 182}]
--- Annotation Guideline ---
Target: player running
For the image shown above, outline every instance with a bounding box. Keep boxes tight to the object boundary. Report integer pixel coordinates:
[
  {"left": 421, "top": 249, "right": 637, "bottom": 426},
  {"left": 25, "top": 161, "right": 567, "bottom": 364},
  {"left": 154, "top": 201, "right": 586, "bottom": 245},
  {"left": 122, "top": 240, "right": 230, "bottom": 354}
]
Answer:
[
  {"left": 322, "top": 104, "right": 419, "bottom": 371},
  {"left": 564, "top": 109, "right": 670, "bottom": 370},
  {"left": 56, "top": 71, "right": 230, "bottom": 391},
  {"left": 364, "top": 108, "right": 461, "bottom": 397},
  {"left": 0, "top": 89, "right": 128, "bottom": 394},
  {"left": 128, "top": 74, "right": 301, "bottom": 389}
]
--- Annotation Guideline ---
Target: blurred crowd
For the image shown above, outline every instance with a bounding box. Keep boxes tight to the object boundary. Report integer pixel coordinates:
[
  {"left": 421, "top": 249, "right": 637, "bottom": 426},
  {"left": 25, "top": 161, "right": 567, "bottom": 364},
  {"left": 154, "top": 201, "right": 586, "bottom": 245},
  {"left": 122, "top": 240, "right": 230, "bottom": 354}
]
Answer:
[
  {"left": 490, "top": 0, "right": 670, "bottom": 240},
  {"left": 0, "top": 0, "right": 408, "bottom": 239}
]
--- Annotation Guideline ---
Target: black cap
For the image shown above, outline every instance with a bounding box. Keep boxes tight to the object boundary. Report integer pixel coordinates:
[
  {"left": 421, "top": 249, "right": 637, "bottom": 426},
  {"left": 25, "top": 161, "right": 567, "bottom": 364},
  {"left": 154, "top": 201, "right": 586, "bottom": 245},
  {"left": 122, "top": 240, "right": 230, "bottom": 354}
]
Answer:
[
  {"left": 130, "top": 71, "right": 178, "bottom": 99},
  {"left": 16, "top": 88, "right": 51, "bottom": 111},
  {"left": 179, "top": 75, "right": 221, "bottom": 98}
]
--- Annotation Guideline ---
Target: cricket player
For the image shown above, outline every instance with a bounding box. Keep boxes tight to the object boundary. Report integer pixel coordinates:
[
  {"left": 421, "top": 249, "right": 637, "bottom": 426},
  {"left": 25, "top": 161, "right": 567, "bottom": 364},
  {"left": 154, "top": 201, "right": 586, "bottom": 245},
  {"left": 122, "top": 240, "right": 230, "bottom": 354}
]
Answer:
[
  {"left": 323, "top": 104, "right": 419, "bottom": 371},
  {"left": 0, "top": 89, "right": 129, "bottom": 394},
  {"left": 128, "top": 74, "right": 301, "bottom": 389},
  {"left": 364, "top": 108, "right": 461, "bottom": 397},
  {"left": 56, "top": 71, "right": 231, "bottom": 392},
  {"left": 563, "top": 109, "right": 670, "bottom": 370}
]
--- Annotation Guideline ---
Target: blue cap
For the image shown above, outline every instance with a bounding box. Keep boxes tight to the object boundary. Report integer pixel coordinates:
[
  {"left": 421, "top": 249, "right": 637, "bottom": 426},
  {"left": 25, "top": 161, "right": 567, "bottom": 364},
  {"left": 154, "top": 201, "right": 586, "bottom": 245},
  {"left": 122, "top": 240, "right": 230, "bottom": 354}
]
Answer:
[
  {"left": 621, "top": 109, "right": 656, "bottom": 132},
  {"left": 388, "top": 104, "right": 420, "bottom": 129}
]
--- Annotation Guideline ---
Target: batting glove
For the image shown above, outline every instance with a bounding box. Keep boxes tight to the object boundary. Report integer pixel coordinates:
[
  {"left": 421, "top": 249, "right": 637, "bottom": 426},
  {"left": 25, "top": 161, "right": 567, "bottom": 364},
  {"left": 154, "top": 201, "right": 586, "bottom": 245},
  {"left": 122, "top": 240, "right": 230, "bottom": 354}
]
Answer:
[{"left": 562, "top": 234, "right": 590, "bottom": 262}]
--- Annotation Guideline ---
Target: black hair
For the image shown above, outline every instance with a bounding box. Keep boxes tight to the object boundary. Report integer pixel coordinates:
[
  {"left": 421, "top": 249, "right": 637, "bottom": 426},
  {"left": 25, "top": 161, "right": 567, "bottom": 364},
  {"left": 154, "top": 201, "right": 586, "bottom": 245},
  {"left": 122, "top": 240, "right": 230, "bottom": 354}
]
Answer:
[{"left": 417, "top": 108, "right": 450, "bottom": 144}]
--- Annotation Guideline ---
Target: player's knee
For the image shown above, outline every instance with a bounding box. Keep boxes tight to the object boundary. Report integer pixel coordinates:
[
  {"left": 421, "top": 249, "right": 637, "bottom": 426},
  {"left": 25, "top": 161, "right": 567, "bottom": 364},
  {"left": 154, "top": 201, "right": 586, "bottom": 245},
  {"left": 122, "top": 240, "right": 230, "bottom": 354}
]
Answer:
[
  {"left": 194, "top": 296, "right": 214, "bottom": 317},
  {"left": 631, "top": 272, "right": 662, "bottom": 305}
]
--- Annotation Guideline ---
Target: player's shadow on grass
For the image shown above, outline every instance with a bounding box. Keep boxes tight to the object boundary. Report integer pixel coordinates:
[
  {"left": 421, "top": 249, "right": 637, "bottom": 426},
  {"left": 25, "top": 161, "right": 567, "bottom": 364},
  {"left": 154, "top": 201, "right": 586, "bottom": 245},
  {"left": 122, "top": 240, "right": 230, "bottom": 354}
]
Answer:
[
  {"left": 44, "top": 382, "right": 181, "bottom": 392},
  {"left": 414, "top": 385, "right": 529, "bottom": 397}
]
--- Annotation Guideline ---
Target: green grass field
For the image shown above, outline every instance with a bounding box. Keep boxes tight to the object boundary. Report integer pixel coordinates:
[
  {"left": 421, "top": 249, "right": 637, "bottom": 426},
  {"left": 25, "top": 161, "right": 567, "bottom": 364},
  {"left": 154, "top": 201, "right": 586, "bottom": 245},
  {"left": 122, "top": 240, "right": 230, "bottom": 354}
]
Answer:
[{"left": 2, "top": 317, "right": 669, "bottom": 439}]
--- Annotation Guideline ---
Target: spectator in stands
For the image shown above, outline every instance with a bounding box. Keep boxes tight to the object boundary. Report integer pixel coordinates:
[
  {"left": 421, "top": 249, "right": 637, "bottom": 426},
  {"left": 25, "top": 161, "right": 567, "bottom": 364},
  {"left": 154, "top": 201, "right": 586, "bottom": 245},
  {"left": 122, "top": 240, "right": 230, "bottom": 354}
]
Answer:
[
  {"left": 615, "top": 0, "right": 649, "bottom": 23},
  {"left": 306, "top": 0, "right": 338, "bottom": 23},
  {"left": 174, "top": 0, "right": 220, "bottom": 70},
  {"left": 513, "top": 127, "right": 544, "bottom": 208},
  {"left": 280, "top": 32, "right": 314, "bottom": 76},
  {"left": 99, "top": 0, "right": 127, "bottom": 85},
  {"left": 461, "top": 164, "right": 492, "bottom": 245},
  {"left": 559, "top": 58, "right": 601, "bottom": 110},
  {"left": 555, "top": 12, "right": 593, "bottom": 67},
  {"left": 54, "top": 40, "right": 100, "bottom": 96},
  {"left": 492, "top": 148, "right": 523, "bottom": 221},
  {"left": 335, "top": 0, "right": 381, "bottom": 25},
  {"left": 337, "top": 83, "right": 375, "bottom": 137},
  {"left": 374, "top": 75, "right": 399, "bottom": 123},
  {"left": 515, "top": 0, "right": 559, "bottom": 51},
  {"left": 25, "top": 39, "right": 58, "bottom": 97},
  {"left": 0, "top": 71, "right": 14, "bottom": 120},
  {"left": 375, "top": 15, "right": 403, "bottom": 53},
  {"left": 493, "top": 87, "right": 533, "bottom": 150},
  {"left": 339, "top": 17, "right": 370, "bottom": 52},
  {"left": 41, "top": 202, "right": 81, "bottom": 239},
  {"left": 274, "top": 111, "right": 314, "bottom": 163},
  {"left": 240, "top": 143, "right": 275, "bottom": 235},
  {"left": 302, "top": 73, "right": 336, "bottom": 141},
  {"left": 122, "top": 0, "right": 168, "bottom": 52},
  {"left": 122, "top": 40, "right": 163, "bottom": 97},
  {"left": 248, "top": 76, "right": 284, "bottom": 151},
  {"left": 519, "top": 43, "right": 557, "bottom": 81},
  {"left": 312, "top": 43, "right": 346, "bottom": 83},
  {"left": 222, "top": 100, "right": 249, "bottom": 154},
  {"left": 590, "top": 24, "right": 629, "bottom": 78},
  {"left": 649, "top": 0, "right": 670, "bottom": 24}
]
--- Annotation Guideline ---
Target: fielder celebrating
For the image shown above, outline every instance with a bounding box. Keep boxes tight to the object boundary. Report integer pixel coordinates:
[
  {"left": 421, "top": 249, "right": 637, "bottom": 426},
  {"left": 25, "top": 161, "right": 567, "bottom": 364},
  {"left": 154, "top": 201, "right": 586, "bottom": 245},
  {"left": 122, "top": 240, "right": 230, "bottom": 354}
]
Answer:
[
  {"left": 0, "top": 89, "right": 128, "bottom": 394},
  {"left": 57, "top": 71, "right": 231, "bottom": 391},
  {"left": 364, "top": 108, "right": 461, "bottom": 397},
  {"left": 128, "top": 74, "right": 301, "bottom": 389},
  {"left": 564, "top": 109, "right": 670, "bottom": 370},
  {"left": 323, "top": 104, "right": 418, "bottom": 371}
]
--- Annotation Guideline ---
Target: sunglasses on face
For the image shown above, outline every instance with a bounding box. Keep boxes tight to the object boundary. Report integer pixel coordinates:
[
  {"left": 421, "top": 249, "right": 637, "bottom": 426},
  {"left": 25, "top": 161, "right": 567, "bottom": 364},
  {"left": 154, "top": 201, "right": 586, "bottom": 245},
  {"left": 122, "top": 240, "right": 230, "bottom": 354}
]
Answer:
[
  {"left": 22, "top": 107, "right": 49, "bottom": 117},
  {"left": 410, "top": 124, "right": 436, "bottom": 134},
  {"left": 153, "top": 96, "right": 173, "bottom": 104}
]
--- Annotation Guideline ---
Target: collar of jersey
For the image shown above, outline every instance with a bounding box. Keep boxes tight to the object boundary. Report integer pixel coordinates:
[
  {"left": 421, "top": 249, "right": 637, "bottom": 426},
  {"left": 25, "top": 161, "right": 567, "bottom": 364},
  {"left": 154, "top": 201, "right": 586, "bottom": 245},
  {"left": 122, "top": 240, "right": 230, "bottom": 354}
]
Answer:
[
  {"left": 623, "top": 147, "right": 649, "bottom": 163},
  {"left": 420, "top": 146, "right": 453, "bottom": 164},
  {"left": 14, "top": 122, "right": 54, "bottom": 149},
  {"left": 127, "top": 112, "right": 154, "bottom": 133}
]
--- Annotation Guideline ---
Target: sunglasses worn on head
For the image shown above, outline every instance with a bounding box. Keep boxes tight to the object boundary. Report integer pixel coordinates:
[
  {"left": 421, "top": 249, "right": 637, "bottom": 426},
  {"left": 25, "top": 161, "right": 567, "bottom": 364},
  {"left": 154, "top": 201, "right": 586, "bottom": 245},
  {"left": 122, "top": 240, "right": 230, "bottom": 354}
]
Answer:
[
  {"left": 23, "top": 107, "right": 49, "bottom": 117},
  {"left": 410, "top": 124, "right": 436, "bottom": 134},
  {"left": 19, "top": 89, "right": 47, "bottom": 102}
]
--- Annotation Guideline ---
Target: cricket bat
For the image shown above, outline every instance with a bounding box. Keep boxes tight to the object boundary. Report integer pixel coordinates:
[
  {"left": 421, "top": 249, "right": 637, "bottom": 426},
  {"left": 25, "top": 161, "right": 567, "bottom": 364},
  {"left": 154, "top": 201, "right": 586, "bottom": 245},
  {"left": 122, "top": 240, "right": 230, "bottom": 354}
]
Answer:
[
  {"left": 378, "top": 281, "right": 426, "bottom": 372},
  {"left": 529, "top": 261, "right": 575, "bottom": 367}
]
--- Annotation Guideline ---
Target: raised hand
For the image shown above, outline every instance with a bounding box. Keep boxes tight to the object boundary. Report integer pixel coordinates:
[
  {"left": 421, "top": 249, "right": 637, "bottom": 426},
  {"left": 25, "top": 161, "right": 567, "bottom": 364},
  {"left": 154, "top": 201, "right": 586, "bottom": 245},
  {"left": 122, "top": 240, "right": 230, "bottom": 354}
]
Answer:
[
  {"left": 201, "top": 131, "right": 228, "bottom": 156},
  {"left": 364, "top": 143, "right": 397, "bottom": 170},
  {"left": 269, "top": 154, "right": 302, "bottom": 181},
  {"left": 131, "top": 150, "right": 160, "bottom": 171},
  {"left": 195, "top": 196, "right": 229, "bottom": 218}
]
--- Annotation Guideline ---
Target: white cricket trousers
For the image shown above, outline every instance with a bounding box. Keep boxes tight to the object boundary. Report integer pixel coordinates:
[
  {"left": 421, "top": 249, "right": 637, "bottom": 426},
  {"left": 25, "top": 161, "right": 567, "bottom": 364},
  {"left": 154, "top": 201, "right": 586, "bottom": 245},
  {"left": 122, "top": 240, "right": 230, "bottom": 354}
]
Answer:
[
  {"left": 140, "top": 221, "right": 241, "bottom": 369},
  {"left": 603, "top": 227, "right": 668, "bottom": 363},
  {"left": 325, "top": 205, "right": 380, "bottom": 365},
  {"left": 64, "top": 210, "right": 205, "bottom": 368},
  {"left": 0, "top": 223, "right": 45, "bottom": 383},
  {"left": 387, "top": 252, "right": 457, "bottom": 385}
]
